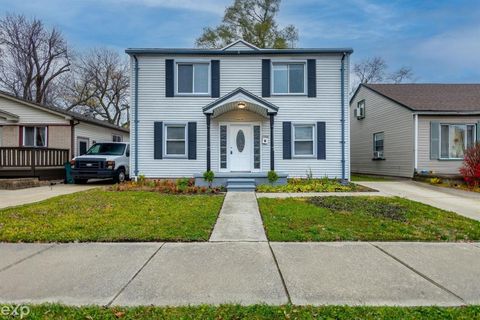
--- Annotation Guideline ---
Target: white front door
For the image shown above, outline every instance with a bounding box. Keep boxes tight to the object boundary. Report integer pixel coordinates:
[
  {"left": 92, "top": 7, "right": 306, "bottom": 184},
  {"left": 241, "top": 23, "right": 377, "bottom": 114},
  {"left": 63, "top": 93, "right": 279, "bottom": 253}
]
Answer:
[{"left": 229, "top": 124, "right": 252, "bottom": 171}]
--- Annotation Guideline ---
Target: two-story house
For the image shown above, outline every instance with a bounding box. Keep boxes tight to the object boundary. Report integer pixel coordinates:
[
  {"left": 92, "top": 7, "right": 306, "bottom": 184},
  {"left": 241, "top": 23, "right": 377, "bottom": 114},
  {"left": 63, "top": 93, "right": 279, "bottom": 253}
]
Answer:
[{"left": 125, "top": 40, "right": 352, "bottom": 188}]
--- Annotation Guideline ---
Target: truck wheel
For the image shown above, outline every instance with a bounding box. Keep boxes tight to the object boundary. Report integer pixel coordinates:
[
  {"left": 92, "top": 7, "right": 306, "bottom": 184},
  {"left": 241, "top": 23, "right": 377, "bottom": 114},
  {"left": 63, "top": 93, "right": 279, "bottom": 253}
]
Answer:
[
  {"left": 114, "top": 168, "right": 126, "bottom": 183},
  {"left": 74, "top": 178, "right": 88, "bottom": 184}
]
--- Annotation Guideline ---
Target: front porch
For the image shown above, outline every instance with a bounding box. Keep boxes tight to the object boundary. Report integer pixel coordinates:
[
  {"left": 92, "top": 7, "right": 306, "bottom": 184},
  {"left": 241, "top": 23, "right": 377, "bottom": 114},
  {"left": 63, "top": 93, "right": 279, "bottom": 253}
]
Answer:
[{"left": 194, "top": 171, "right": 288, "bottom": 189}]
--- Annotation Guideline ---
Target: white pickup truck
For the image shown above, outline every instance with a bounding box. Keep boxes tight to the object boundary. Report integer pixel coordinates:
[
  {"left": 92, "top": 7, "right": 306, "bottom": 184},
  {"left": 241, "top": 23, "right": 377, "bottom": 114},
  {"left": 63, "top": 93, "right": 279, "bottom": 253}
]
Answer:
[{"left": 70, "top": 142, "right": 130, "bottom": 184}]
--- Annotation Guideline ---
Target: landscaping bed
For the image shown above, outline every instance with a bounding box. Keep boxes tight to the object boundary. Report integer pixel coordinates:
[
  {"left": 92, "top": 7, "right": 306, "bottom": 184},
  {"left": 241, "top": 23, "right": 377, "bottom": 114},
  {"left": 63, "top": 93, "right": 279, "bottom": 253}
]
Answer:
[
  {"left": 18, "top": 304, "right": 480, "bottom": 320},
  {"left": 258, "top": 196, "right": 480, "bottom": 241},
  {"left": 256, "top": 178, "right": 373, "bottom": 193},
  {"left": 0, "top": 190, "right": 224, "bottom": 242},
  {"left": 111, "top": 177, "right": 224, "bottom": 194}
]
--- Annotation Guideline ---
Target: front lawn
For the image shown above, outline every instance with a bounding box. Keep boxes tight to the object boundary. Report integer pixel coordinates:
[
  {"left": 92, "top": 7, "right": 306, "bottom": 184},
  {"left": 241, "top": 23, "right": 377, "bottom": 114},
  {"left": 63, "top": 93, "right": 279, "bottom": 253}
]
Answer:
[
  {"left": 18, "top": 304, "right": 480, "bottom": 320},
  {"left": 0, "top": 190, "right": 224, "bottom": 242},
  {"left": 256, "top": 178, "right": 372, "bottom": 192},
  {"left": 258, "top": 196, "right": 480, "bottom": 241}
]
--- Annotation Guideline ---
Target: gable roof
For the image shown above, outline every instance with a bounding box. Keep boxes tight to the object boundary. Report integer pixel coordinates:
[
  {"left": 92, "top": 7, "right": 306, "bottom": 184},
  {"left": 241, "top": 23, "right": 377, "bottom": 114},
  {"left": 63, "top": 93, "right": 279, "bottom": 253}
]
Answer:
[
  {"left": 355, "top": 83, "right": 480, "bottom": 112},
  {"left": 0, "top": 91, "right": 129, "bottom": 132},
  {"left": 0, "top": 109, "right": 19, "bottom": 121},
  {"left": 221, "top": 39, "right": 260, "bottom": 51}
]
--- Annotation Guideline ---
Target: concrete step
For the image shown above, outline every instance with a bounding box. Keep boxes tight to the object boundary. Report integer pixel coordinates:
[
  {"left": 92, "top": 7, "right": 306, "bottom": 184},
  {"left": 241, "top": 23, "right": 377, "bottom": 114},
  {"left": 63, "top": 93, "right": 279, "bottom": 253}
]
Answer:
[
  {"left": 227, "top": 178, "right": 256, "bottom": 184},
  {"left": 227, "top": 184, "right": 256, "bottom": 192}
]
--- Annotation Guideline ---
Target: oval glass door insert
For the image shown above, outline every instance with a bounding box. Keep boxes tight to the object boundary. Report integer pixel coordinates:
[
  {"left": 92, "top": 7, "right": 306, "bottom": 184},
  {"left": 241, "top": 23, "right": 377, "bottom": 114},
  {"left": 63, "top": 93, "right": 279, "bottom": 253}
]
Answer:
[{"left": 236, "top": 130, "right": 245, "bottom": 152}]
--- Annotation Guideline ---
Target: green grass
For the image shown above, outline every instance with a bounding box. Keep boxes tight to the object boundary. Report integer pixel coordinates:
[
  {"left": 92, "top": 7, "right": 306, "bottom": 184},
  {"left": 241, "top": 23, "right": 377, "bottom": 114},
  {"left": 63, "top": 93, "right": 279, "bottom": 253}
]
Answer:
[
  {"left": 257, "top": 178, "right": 372, "bottom": 193},
  {"left": 258, "top": 196, "right": 480, "bottom": 241},
  {"left": 13, "top": 304, "right": 480, "bottom": 319},
  {"left": 0, "top": 190, "right": 224, "bottom": 242},
  {"left": 351, "top": 174, "right": 394, "bottom": 182}
]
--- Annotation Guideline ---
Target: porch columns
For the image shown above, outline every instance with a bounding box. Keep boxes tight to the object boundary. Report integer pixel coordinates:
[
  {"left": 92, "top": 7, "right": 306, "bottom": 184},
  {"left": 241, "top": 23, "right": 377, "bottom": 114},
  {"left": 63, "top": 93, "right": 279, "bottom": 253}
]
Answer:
[
  {"left": 206, "top": 113, "right": 211, "bottom": 171},
  {"left": 269, "top": 113, "right": 274, "bottom": 171}
]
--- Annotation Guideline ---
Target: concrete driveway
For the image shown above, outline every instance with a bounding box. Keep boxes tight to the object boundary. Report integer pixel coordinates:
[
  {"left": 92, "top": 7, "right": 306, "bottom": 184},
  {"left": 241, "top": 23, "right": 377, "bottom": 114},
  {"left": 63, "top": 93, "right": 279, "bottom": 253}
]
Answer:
[
  {"left": 357, "top": 181, "right": 480, "bottom": 221},
  {"left": 0, "top": 184, "right": 97, "bottom": 209}
]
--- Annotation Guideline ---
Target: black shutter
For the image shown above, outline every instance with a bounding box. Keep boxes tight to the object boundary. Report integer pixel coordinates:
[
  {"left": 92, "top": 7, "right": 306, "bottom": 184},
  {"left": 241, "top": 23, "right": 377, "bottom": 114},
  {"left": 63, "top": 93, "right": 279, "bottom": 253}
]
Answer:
[
  {"left": 188, "top": 122, "right": 197, "bottom": 160},
  {"left": 262, "top": 59, "right": 271, "bottom": 97},
  {"left": 154, "top": 122, "right": 163, "bottom": 159},
  {"left": 165, "top": 59, "right": 174, "bottom": 97},
  {"left": 211, "top": 60, "right": 220, "bottom": 98},
  {"left": 282, "top": 121, "right": 291, "bottom": 159},
  {"left": 317, "top": 121, "right": 326, "bottom": 159},
  {"left": 307, "top": 59, "right": 317, "bottom": 97}
]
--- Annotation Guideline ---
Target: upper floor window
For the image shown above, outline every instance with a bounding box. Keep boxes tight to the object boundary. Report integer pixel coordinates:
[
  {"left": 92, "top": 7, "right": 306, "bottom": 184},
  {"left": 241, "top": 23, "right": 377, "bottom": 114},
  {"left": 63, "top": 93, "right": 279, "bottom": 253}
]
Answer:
[
  {"left": 373, "top": 132, "right": 384, "bottom": 159},
  {"left": 272, "top": 62, "right": 306, "bottom": 94},
  {"left": 355, "top": 100, "right": 365, "bottom": 119},
  {"left": 293, "top": 124, "right": 315, "bottom": 157},
  {"left": 112, "top": 134, "right": 122, "bottom": 142},
  {"left": 440, "top": 124, "right": 476, "bottom": 159},
  {"left": 24, "top": 126, "right": 47, "bottom": 147},
  {"left": 176, "top": 62, "right": 209, "bottom": 95}
]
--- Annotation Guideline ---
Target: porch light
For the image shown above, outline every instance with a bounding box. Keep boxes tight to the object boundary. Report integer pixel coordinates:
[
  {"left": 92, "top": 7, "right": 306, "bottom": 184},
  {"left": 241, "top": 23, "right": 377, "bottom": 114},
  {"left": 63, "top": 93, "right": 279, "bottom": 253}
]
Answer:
[{"left": 237, "top": 102, "right": 246, "bottom": 109}]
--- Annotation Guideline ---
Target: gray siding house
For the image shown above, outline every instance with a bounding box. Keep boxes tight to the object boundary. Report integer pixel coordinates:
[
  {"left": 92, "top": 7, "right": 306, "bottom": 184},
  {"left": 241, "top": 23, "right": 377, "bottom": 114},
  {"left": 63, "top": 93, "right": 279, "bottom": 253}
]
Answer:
[
  {"left": 350, "top": 84, "right": 480, "bottom": 178},
  {"left": 126, "top": 40, "right": 352, "bottom": 186}
]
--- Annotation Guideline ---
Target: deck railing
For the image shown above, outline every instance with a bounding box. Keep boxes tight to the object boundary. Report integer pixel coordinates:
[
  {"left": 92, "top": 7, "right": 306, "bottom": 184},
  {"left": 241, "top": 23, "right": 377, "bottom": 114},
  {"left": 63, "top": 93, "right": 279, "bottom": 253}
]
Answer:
[{"left": 0, "top": 147, "right": 70, "bottom": 178}]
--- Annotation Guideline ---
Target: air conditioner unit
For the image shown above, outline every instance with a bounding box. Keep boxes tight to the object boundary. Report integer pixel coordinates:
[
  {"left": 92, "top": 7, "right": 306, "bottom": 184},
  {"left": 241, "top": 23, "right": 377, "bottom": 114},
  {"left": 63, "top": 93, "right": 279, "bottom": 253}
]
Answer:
[
  {"left": 355, "top": 107, "right": 365, "bottom": 119},
  {"left": 373, "top": 151, "right": 383, "bottom": 159}
]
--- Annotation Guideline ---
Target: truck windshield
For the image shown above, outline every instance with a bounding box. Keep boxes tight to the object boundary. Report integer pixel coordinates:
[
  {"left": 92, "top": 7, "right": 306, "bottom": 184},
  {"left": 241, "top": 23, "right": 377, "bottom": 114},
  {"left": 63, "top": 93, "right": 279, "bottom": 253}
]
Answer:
[{"left": 86, "top": 143, "right": 126, "bottom": 155}]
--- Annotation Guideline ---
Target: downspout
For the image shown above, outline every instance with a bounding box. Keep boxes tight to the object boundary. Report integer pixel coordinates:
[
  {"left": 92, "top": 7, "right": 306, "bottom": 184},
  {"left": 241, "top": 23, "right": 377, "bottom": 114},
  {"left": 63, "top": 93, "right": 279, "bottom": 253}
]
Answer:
[
  {"left": 340, "top": 52, "right": 347, "bottom": 184},
  {"left": 133, "top": 55, "right": 139, "bottom": 177}
]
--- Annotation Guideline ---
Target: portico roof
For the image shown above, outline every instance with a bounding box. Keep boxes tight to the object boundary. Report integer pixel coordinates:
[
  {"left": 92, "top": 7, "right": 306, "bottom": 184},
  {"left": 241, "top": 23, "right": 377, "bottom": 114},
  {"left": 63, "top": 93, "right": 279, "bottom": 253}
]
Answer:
[{"left": 203, "top": 87, "right": 278, "bottom": 118}]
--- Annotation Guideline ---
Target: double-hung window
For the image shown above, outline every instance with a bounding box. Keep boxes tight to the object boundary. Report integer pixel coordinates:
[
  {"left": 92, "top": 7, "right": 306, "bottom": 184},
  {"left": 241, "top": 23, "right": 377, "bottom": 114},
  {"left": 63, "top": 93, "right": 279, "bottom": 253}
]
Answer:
[
  {"left": 440, "top": 124, "right": 476, "bottom": 159},
  {"left": 164, "top": 124, "right": 187, "bottom": 157},
  {"left": 373, "top": 132, "right": 384, "bottom": 159},
  {"left": 24, "top": 126, "right": 47, "bottom": 147},
  {"left": 293, "top": 124, "right": 315, "bottom": 156},
  {"left": 176, "top": 62, "right": 209, "bottom": 95},
  {"left": 272, "top": 62, "right": 306, "bottom": 94},
  {"left": 112, "top": 134, "right": 122, "bottom": 142}
]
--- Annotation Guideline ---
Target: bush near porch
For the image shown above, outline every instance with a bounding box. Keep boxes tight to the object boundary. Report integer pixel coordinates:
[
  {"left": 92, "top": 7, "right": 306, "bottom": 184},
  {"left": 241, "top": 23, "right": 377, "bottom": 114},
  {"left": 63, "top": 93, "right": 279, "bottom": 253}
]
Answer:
[
  {"left": 0, "top": 190, "right": 224, "bottom": 242},
  {"left": 258, "top": 196, "right": 480, "bottom": 241},
  {"left": 256, "top": 177, "right": 372, "bottom": 193},
  {"left": 111, "top": 177, "right": 224, "bottom": 194}
]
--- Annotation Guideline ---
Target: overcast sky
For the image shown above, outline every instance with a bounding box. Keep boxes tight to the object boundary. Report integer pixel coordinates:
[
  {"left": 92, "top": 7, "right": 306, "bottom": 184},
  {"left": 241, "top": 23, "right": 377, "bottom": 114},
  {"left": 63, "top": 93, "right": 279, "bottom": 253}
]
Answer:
[{"left": 1, "top": 0, "right": 479, "bottom": 82}]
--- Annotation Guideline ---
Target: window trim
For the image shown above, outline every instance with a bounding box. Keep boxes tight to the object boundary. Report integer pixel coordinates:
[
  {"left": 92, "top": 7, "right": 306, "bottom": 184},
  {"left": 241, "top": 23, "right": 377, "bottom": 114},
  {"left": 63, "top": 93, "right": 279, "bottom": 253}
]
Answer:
[
  {"left": 271, "top": 60, "right": 307, "bottom": 96},
  {"left": 292, "top": 123, "right": 316, "bottom": 158},
  {"left": 163, "top": 122, "right": 188, "bottom": 158},
  {"left": 23, "top": 126, "right": 48, "bottom": 148},
  {"left": 373, "top": 131, "right": 385, "bottom": 160},
  {"left": 439, "top": 123, "right": 477, "bottom": 160},
  {"left": 174, "top": 59, "right": 211, "bottom": 96}
]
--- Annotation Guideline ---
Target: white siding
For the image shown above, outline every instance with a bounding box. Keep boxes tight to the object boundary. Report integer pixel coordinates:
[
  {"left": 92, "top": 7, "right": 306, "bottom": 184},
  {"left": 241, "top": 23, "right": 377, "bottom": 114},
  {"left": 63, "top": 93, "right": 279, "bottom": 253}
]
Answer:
[
  {"left": 350, "top": 86, "right": 415, "bottom": 177},
  {"left": 0, "top": 96, "right": 69, "bottom": 124},
  {"left": 417, "top": 115, "right": 480, "bottom": 175},
  {"left": 74, "top": 122, "right": 129, "bottom": 157},
  {"left": 130, "top": 53, "right": 349, "bottom": 179}
]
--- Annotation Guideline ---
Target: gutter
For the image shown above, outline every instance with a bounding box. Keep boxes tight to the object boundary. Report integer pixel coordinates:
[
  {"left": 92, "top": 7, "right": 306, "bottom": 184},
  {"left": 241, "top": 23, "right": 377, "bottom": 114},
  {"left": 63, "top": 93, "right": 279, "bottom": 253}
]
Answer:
[
  {"left": 133, "top": 55, "right": 139, "bottom": 177},
  {"left": 340, "top": 52, "right": 347, "bottom": 184}
]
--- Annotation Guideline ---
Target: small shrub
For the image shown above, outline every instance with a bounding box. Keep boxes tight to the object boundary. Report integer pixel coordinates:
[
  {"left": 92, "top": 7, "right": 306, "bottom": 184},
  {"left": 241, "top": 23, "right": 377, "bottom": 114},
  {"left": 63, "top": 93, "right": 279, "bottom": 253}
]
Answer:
[
  {"left": 203, "top": 170, "right": 215, "bottom": 187},
  {"left": 460, "top": 143, "right": 480, "bottom": 188},
  {"left": 306, "top": 168, "right": 313, "bottom": 181},
  {"left": 137, "top": 174, "right": 146, "bottom": 186},
  {"left": 257, "top": 178, "right": 371, "bottom": 193},
  {"left": 308, "top": 196, "right": 407, "bottom": 221},
  {"left": 110, "top": 177, "right": 223, "bottom": 194},
  {"left": 429, "top": 177, "right": 442, "bottom": 185},
  {"left": 267, "top": 170, "right": 279, "bottom": 184}
]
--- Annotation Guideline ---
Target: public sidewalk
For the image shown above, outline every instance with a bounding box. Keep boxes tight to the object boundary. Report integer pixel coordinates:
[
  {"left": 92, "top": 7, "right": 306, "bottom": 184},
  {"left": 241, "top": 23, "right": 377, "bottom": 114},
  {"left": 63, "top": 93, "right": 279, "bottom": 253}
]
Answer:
[{"left": 0, "top": 242, "right": 479, "bottom": 306}]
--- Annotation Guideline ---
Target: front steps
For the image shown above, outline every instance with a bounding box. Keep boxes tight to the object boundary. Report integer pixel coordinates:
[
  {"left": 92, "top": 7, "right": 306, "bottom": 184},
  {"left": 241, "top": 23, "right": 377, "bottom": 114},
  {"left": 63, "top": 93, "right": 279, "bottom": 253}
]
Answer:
[{"left": 226, "top": 178, "right": 256, "bottom": 192}]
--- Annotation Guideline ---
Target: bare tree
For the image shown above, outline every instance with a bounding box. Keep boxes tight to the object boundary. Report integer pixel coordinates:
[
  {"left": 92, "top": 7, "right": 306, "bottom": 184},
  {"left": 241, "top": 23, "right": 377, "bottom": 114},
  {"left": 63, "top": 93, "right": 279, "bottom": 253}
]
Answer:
[
  {"left": 0, "top": 14, "right": 71, "bottom": 104},
  {"left": 353, "top": 56, "right": 387, "bottom": 84},
  {"left": 388, "top": 66, "right": 415, "bottom": 84},
  {"left": 63, "top": 48, "right": 129, "bottom": 126}
]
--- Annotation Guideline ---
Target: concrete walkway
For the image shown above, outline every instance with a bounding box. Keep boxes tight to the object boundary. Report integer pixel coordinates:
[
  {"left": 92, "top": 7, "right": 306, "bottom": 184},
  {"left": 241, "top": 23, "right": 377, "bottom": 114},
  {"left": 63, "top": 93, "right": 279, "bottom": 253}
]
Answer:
[
  {"left": 358, "top": 181, "right": 480, "bottom": 221},
  {"left": 1, "top": 242, "right": 479, "bottom": 306},
  {"left": 209, "top": 192, "right": 267, "bottom": 242},
  {"left": 0, "top": 184, "right": 97, "bottom": 209}
]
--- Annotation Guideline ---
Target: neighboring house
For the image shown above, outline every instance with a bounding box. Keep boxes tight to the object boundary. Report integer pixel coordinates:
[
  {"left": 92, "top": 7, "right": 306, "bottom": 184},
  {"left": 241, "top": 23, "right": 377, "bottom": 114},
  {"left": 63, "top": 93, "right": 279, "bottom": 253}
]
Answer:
[
  {"left": 0, "top": 91, "right": 129, "bottom": 178},
  {"left": 126, "top": 39, "right": 352, "bottom": 186},
  {"left": 350, "top": 84, "right": 480, "bottom": 178}
]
